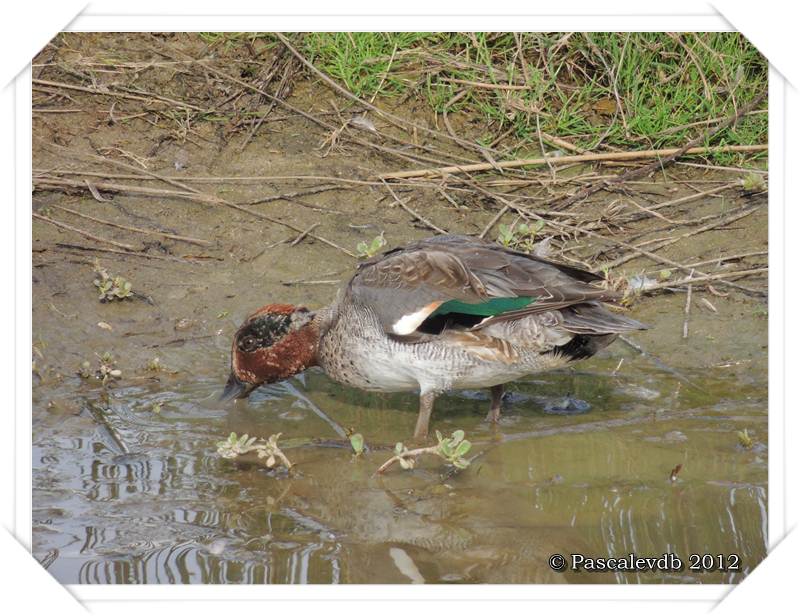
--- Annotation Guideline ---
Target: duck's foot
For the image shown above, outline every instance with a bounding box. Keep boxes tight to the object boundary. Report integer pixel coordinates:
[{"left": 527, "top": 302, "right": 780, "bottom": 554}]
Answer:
[
  {"left": 485, "top": 384, "right": 504, "bottom": 423},
  {"left": 413, "top": 392, "right": 436, "bottom": 441}
]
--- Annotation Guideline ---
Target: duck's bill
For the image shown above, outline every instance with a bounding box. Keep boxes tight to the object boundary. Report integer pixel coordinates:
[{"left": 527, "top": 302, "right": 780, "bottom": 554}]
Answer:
[{"left": 220, "top": 373, "right": 254, "bottom": 401}]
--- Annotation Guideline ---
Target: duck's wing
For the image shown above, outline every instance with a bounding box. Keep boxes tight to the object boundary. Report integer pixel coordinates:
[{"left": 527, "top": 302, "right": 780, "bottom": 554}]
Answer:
[{"left": 348, "top": 234, "right": 621, "bottom": 336}]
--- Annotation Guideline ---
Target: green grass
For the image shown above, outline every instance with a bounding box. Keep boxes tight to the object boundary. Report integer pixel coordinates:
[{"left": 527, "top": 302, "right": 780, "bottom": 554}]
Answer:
[
  {"left": 303, "top": 32, "right": 437, "bottom": 99},
  {"left": 192, "top": 32, "right": 767, "bottom": 165},
  {"left": 299, "top": 32, "right": 767, "bottom": 164},
  {"left": 198, "top": 32, "right": 277, "bottom": 51}
]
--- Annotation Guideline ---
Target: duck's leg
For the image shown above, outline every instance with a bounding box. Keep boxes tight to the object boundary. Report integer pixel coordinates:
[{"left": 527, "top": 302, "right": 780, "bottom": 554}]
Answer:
[
  {"left": 413, "top": 392, "right": 436, "bottom": 440},
  {"left": 485, "top": 384, "right": 504, "bottom": 423}
]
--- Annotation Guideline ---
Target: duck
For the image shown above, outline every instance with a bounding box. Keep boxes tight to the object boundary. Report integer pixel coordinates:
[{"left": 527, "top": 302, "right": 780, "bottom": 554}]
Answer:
[{"left": 222, "top": 234, "right": 647, "bottom": 440}]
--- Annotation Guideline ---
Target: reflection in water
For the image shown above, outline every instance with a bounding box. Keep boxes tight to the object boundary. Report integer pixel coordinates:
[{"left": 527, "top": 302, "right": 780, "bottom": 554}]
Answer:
[
  {"left": 76, "top": 538, "right": 341, "bottom": 584},
  {"left": 33, "top": 351, "right": 768, "bottom": 584}
]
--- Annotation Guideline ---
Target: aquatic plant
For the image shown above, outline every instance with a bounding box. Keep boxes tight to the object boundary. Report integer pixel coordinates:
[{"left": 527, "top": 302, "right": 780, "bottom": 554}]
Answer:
[
  {"left": 93, "top": 262, "right": 133, "bottom": 302},
  {"left": 737, "top": 429, "right": 754, "bottom": 449},
  {"left": 376, "top": 429, "right": 472, "bottom": 474},
  {"left": 145, "top": 357, "right": 165, "bottom": 372},
  {"left": 356, "top": 233, "right": 386, "bottom": 258},
  {"left": 349, "top": 433, "right": 365, "bottom": 457},
  {"left": 216, "top": 432, "right": 293, "bottom": 470},
  {"left": 144, "top": 356, "right": 177, "bottom": 374},
  {"left": 741, "top": 172, "right": 766, "bottom": 194},
  {"left": 497, "top": 221, "right": 545, "bottom": 252},
  {"left": 78, "top": 351, "right": 122, "bottom": 385}
]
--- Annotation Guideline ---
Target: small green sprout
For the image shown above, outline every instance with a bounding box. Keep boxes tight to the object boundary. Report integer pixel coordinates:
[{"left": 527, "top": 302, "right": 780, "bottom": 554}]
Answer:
[
  {"left": 497, "top": 223, "right": 516, "bottom": 247},
  {"left": 376, "top": 429, "right": 473, "bottom": 474},
  {"left": 152, "top": 402, "right": 163, "bottom": 414},
  {"left": 741, "top": 173, "right": 766, "bottom": 194},
  {"left": 350, "top": 433, "right": 365, "bottom": 457},
  {"left": 144, "top": 356, "right": 178, "bottom": 375},
  {"left": 217, "top": 432, "right": 259, "bottom": 458},
  {"left": 146, "top": 357, "right": 164, "bottom": 372},
  {"left": 216, "top": 432, "right": 292, "bottom": 470},
  {"left": 496, "top": 221, "right": 545, "bottom": 252},
  {"left": 737, "top": 429, "right": 754, "bottom": 449},
  {"left": 356, "top": 232, "right": 386, "bottom": 258},
  {"left": 78, "top": 361, "right": 93, "bottom": 379},
  {"left": 78, "top": 352, "right": 122, "bottom": 385},
  {"left": 434, "top": 429, "right": 472, "bottom": 469},
  {"left": 93, "top": 262, "right": 133, "bottom": 302}
]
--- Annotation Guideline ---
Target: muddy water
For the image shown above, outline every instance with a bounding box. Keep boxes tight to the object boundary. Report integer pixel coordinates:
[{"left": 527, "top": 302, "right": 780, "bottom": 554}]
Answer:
[{"left": 32, "top": 293, "right": 767, "bottom": 584}]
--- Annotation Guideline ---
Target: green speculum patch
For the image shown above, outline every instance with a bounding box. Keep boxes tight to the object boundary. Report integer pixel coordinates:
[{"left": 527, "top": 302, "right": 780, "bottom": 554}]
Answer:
[{"left": 431, "top": 296, "right": 536, "bottom": 317}]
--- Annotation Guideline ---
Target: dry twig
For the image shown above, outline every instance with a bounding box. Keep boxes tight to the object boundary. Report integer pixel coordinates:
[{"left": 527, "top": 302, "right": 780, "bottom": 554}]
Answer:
[
  {"left": 48, "top": 204, "right": 212, "bottom": 246},
  {"left": 643, "top": 267, "right": 767, "bottom": 293},
  {"left": 381, "top": 180, "right": 447, "bottom": 234},
  {"left": 33, "top": 212, "right": 135, "bottom": 251},
  {"left": 377, "top": 144, "right": 766, "bottom": 180},
  {"left": 683, "top": 270, "right": 694, "bottom": 339}
]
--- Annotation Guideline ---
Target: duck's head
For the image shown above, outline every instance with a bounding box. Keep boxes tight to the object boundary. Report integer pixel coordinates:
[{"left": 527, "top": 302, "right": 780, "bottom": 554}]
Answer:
[{"left": 221, "top": 304, "right": 318, "bottom": 400}]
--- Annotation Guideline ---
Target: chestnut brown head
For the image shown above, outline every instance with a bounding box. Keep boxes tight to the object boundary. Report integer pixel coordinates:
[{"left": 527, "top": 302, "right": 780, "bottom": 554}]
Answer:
[{"left": 221, "top": 304, "right": 318, "bottom": 400}]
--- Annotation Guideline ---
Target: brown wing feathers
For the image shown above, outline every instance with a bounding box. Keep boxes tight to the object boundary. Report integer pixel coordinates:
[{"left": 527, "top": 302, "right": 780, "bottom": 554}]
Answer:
[
  {"left": 350, "top": 235, "right": 641, "bottom": 335},
  {"left": 356, "top": 248, "right": 488, "bottom": 300}
]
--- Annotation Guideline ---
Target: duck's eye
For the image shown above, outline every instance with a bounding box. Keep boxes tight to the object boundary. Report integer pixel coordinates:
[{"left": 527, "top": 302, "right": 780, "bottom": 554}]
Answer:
[{"left": 239, "top": 335, "right": 258, "bottom": 352}]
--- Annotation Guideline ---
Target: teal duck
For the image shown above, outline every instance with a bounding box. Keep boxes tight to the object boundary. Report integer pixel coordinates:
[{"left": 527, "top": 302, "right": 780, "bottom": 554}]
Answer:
[{"left": 223, "top": 234, "right": 647, "bottom": 439}]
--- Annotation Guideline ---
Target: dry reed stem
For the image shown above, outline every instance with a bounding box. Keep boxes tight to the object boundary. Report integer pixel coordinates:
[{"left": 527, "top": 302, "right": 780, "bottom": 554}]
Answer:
[
  {"left": 290, "top": 223, "right": 321, "bottom": 247},
  {"left": 53, "top": 243, "right": 193, "bottom": 263},
  {"left": 48, "top": 204, "right": 212, "bottom": 246},
  {"left": 33, "top": 212, "right": 135, "bottom": 251},
  {"left": 381, "top": 180, "right": 447, "bottom": 234},
  {"left": 32, "top": 78, "right": 208, "bottom": 112},
  {"left": 683, "top": 270, "right": 694, "bottom": 339},
  {"left": 35, "top": 141, "right": 358, "bottom": 258},
  {"left": 658, "top": 251, "right": 767, "bottom": 272},
  {"left": 34, "top": 175, "right": 357, "bottom": 258},
  {"left": 599, "top": 203, "right": 764, "bottom": 271},
  {"left": 479, "top": 205, "right": 510, "bottom": 239},
  {"left": 377, "top": 145, "right": 767, "bottom": 180},
  {"left": 643, "top": 268, "right": 767, "bottom": 293},
  {"left": 470, "top": 182, "right": 766, "bottom": 297}
]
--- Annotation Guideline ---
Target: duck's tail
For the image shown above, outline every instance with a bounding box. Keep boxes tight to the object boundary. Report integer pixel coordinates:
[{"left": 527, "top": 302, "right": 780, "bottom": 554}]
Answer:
[
  {"left": 553, "top": 302, "right": 648, "bottom": 361},
  {"left": 559, "top": 301, "right": 649, "bottom": 335}
]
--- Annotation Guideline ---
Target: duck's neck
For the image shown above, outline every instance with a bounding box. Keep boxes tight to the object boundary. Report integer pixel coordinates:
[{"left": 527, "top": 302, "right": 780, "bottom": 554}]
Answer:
[
  {"left": 312, "top": 304, "right": 336, "bottom": 330},
  {"left": 311, "top": 304, "right": 337, "bottom": 358}
]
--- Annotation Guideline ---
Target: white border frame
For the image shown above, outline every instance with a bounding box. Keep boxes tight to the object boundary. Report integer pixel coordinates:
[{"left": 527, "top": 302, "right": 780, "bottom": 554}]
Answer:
[{"left": 5, "top": 3, "right": 791, "bottom": 613}]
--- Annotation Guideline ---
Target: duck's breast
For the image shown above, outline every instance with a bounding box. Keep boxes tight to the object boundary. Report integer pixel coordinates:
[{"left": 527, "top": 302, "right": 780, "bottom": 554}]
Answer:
[{"left": 317, "top": 304, "right": 572, "bottom": 394}]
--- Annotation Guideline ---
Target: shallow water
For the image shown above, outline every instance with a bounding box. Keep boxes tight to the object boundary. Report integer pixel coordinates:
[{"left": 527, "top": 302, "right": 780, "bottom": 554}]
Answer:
[{"left": 33, "top": 333, "right": 767, "bottom": 584}]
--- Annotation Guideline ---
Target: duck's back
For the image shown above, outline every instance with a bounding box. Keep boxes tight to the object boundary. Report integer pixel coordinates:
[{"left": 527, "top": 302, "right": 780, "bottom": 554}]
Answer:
[{"left": 318, "top": 235, "right": 646, "bottom": 394}]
